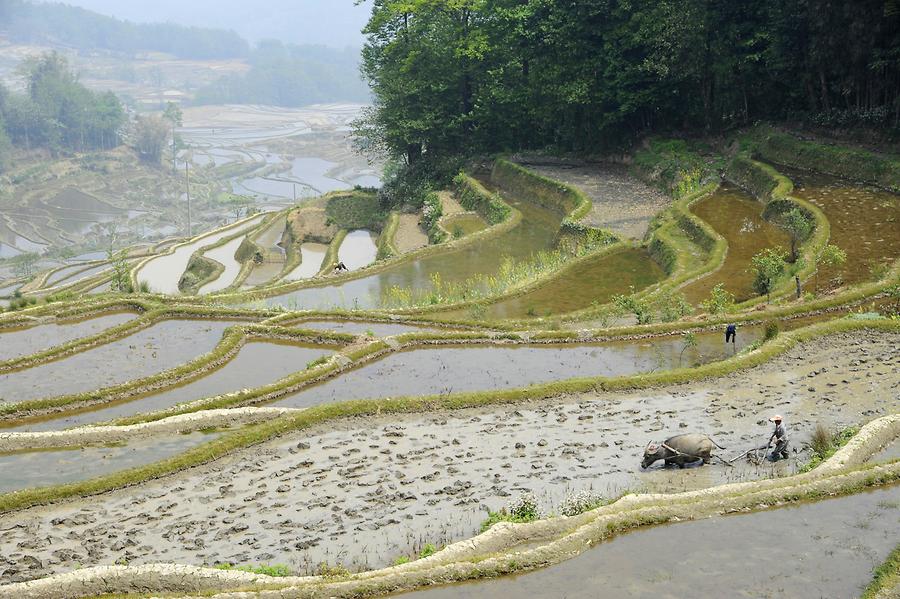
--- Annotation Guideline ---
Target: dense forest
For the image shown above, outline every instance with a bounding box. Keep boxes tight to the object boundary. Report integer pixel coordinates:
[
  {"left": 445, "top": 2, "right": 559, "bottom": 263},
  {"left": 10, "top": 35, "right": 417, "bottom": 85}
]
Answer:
[
  {"left": 356, "top": 0, "right": 900, "bottom": 168},
  {"left": 193, "top": 40, "right": 370, "bottom": 106},
  {"left": 0, "top": 0, "right": 249, "bottom": 59},
  {"left": 0, "top": 52, "right": 125, "bottom": 169}
]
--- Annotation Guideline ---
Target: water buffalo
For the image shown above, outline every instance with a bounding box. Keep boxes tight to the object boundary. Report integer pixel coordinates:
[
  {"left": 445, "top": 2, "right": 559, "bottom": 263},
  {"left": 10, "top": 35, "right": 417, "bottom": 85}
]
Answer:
[{"left": 641, "top": 433, "right": 726, "bottom": 469}]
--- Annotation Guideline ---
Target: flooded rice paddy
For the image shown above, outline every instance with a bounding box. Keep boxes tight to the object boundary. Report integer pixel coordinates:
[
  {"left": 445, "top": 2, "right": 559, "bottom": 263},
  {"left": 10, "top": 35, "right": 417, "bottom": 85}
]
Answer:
[
  {"left": 786, "top": 167, "right": 900, "bottom": 286},
  {"left": 442, "top": 213, "right": 487, "bottom": 237},
  {"left": 0, "top": 432, "right": 216, "bottom": 495},
  {"left": 274, "top": 328, "right": 762, "bottom": 408},
  {"left": 283, "top": 242, "right": 328, "bottom": 280},
  {"left": 401, "top": 484, "right": 900, "bottom": 599},
  {"left": 682, "top": 184, "right": 791, "bottom": 304},
  {"left": 9, "top": 341, "right": 332, "bottom": 431},
  {"left": 0, "top": 319, "right": 236, "bottom": 403},
  {"left": 0, "top": 312, "right": 137, "bottom": 362},
  {"left": 0, "top": 332, "right": 891, "bottom": 579},
  {"left": 137, "top": 214, "right": 266, "bottom": 295},
  {"left": 338, "top": 230, "right": 378, "bottom": 271},
  {"left": 264, "top": 188, "right": 564, "bottom": 309}
]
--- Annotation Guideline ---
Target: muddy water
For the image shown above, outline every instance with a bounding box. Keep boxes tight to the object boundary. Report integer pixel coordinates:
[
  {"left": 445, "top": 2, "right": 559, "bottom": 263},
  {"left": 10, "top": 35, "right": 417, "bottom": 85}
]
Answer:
[
  {"left": 468, "top": 247, "right": 666, "bottom": 320},
  {"left": 0, "top": 432, "right": 217, "bottom": 495},
  {"left": 198, "top": 236, "right": 246, "bottom": 295},
  {"left": 10, "top": 342, "right": 331, "bottom": 431},
  {"left": 786, "top": 168, "right": 900, "bottom": 286},
  {"left": 442, "top": 213, "right": 487, "bottom": 237},
  {"left": 0, "top": 332, "right": 891, "bottom": 579},
  {"left": 338, "top": 230, "right": 378, "bottom": 271},
  {"left": 274, "top": 329, "right": 762, "bottom": 408},
  {"left": 283, "top": 242, "right": 328, "bottom": 281},
  {"left": 264, "top": 190, "right": 564, "bottom": 310},
  {"left": 0, "top": 312, "right": 137, "bottom": 362},
  {"left": 137, "top": 214, "right": 266, "bottom": 295},
  {"left": 293, "top": 320, "right": 445, "bottom": 337},
  {"left": 682, "top": 184, "right": 791, "bottom": 304},
  {"left": 0, "top": 319, "right": 236, "bottom": 403},
  {"left": 402, "top": 485, "right": 900, "bottom": 599}
]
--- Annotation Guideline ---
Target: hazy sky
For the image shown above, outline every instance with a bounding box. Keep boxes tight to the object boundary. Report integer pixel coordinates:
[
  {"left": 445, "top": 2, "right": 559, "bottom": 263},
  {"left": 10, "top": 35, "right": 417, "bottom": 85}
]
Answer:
[{"left": 51, "top": 0, "right": 373, "bottom": 49}]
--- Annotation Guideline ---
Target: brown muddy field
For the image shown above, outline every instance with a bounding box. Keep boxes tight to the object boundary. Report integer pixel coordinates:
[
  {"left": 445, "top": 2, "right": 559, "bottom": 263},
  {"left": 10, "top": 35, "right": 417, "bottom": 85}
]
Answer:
[
  {"left": 0, "top": 331, "right": 895, "bottom": 581},
  {"left": 518, "top": 162, "right": 670, "bottom": 239}
]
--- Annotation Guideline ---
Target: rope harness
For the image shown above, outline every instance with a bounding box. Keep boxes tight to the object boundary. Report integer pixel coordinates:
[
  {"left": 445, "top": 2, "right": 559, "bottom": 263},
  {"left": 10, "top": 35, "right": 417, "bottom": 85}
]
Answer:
[{"left": 660, "top": 442, "right": 734, "bottom": 468}]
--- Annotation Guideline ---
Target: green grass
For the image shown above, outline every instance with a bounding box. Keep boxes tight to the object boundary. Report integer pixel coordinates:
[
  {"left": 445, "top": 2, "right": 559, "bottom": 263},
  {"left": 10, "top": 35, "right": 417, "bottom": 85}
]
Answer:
[
  {"left": 215, "top": 563, "right": 292, "bottom": 577},
  {"left": 325, "top": 190, "right": 387, "bottom": 232},
  {"left": 799, "top": 425, "right": 860, "bottom": 473},
  {"left": 861, "top": 542, "right": 900, "bottom": 599}
]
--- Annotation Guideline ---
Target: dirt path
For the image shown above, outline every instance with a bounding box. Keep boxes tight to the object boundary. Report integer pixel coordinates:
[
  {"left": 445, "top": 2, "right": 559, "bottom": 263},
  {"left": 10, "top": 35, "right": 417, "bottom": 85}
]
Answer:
[
  {"left": 0, "top": 332, "right": 896, "bottom": 582},
  {"left": 393, "top": 214, "right": 428, "bottom": 254},
  {"left": 438, "top": 191, "right": 465, "bottom": 215},
  {"left": 520, "top": 162, "right": 670, "bottom": 239}
]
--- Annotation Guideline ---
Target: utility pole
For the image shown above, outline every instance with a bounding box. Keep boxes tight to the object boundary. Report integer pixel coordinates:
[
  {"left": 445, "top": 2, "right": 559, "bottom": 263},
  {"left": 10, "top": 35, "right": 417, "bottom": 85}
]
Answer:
[{"left": 185, "top": 162, "right": 192, "bottom": 237}]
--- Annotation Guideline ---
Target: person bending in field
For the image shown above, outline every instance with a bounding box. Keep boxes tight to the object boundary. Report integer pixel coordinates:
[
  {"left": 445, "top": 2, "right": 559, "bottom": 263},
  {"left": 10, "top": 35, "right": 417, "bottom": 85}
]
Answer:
[
  {"left": 334, "top": 261, "right": 348, "bottom": 272},
  {"left": 768, "top": 414, "right": 789, "bottom": 461},
  {"left": 725, "top": 323, "right": 737, "bottom": 345}
]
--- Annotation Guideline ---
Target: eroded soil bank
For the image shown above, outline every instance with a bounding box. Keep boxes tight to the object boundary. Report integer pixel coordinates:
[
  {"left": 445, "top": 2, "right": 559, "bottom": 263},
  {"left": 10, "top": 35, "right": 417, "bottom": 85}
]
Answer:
[
  {"left": 0, "top": 331, "right": 894, "bottom": 581},
  {"left": 400, "top": 484, "right": 900, "bottom": 599}
]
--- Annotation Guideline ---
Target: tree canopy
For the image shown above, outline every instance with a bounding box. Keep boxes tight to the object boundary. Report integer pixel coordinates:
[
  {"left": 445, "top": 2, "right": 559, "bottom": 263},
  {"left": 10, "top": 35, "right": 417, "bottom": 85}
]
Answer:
[
  {"left": 355, "top": 0, "right": 900, "bottom": 166},
  {"left": 0, "top": 52, "right": 126, "bottom": 156}
]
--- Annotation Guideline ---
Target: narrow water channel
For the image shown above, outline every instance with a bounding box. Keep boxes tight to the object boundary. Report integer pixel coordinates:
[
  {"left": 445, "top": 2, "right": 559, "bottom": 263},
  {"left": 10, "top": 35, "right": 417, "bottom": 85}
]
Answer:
[{"left": 397, "top": 485, "right": 900, "bottom": 599}]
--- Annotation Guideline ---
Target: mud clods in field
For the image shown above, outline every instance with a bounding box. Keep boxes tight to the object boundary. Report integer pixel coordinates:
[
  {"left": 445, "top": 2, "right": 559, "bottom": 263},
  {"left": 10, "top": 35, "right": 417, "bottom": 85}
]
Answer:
[{"left": 0, "top": 332, "right": 893, "bottom": 580}]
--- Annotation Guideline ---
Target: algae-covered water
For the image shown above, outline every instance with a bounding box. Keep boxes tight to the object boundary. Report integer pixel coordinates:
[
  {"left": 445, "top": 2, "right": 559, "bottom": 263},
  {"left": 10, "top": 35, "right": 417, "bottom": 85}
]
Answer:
[
  {"left": 785, "top": 167, "right": 900, "bottom": 286},
  {"left": 682, "top": 184, "right": 791, "bottom": 304}
]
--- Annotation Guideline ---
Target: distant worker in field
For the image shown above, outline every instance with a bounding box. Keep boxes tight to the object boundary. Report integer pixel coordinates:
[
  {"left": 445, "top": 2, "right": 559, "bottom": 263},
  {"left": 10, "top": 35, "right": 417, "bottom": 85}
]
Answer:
[
  {"left": 767, "top": 414, "right": 789, "bottom": 461},
  {"left": 334, "top": 261, "right": 348, "bottom": 273},
  {"left": 725, "top": 323, "right": 737, "bottom": 346}
]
